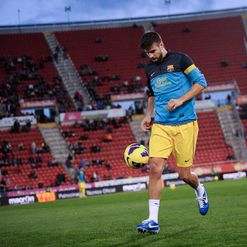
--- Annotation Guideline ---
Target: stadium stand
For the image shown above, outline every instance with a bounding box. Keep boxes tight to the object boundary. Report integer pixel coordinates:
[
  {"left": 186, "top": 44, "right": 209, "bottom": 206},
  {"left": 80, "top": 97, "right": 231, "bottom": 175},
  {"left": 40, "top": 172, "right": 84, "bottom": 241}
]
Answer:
[
  {"left": 0, "top": 33, "right": 75, "bottom": 116},
  {"left": 55, "top": 26, "right": 148, "bottom": 98},
  {"left": 0, "top": 127, "right": 72, "bottom": 191},
  {"left": 155, "top": 16, "right": 247, "bottom": 93}
]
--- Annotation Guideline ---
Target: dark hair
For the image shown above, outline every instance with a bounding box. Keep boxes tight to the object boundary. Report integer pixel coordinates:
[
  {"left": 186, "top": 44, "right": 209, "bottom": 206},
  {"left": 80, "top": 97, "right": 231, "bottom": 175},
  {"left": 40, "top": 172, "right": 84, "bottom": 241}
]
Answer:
[{"left": 140, "top": 31, "right": 162, "bottom": 49}]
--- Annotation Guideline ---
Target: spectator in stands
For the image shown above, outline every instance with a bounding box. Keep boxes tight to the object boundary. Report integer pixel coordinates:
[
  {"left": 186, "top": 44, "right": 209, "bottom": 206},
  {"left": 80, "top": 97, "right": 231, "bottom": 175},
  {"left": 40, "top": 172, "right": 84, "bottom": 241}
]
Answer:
[
  {"left": 226, "top": 154, "right": 235, "bottom": 160},
  {"left": 90, "top": 145, "right": 101, "bottom": 153},
  {"left": 48, "top": 159, "right": 57, "bottom": 167},
  {"left": 65, "top": 153, "right": 76, "bottom": 178},
  {"left": 30, "top": 161, "right": 39, "bottom": 169},
  {"left": 22, "top": 120, "right": 31, "bottom": 132},
  {"left": 111, "top": 118, "right": 121, "bottom": 129},
  {"left": 1, "top": 141, "right": 12, "bottom": 155},
  {"left": 111, "top": 74, "right": 120, "bottom": 81},
  {"left": 62, "top": 130, "right": 76, "bottom": 138},
  {"left": 226, "top": 94, "right": 232, "bottom": 105},
  {"left": 0, "top": 178, "right": 7, "bottom": 192},
  {"left": 92, "top": 171, "right": 100, "bottom": 182},
  {"left": 220, "top": 60, "right": 229, "bottom": 67},
  {"left": 55, "top": 173, "right": 66, "bottom": 186},
  {"left": 95, "top": 37, "right": 102, "bottom": 43},
  {"left": 65, "top": 155, "right": 73, "bottom": 168},
  {"left": 53, "top": 52, "right": 58, "bottom": 63},
  {"left": 11, "top": 119, "right": 20, "bottom": 133},
  {"left": 103, "top": 132, "right": 112, "bottom": 142},
  {"left": 80, "top": 133, "right": 89, "bottom": 140},
  {"left": 182, "top": 26, "right": 191, "bottom": 33},
  {"left": 18, "top": 142, "right": 25, "bottom": 151},
  {"left": 242, "top": 62, "right": 247, "bottom": 69},
  {"left": 28, "top": 169, "right": 38, "bottom": 179},
  {"left": 31, "top": 141, "right": 36, "bottom": 154},
  {"left": 135, "top": 101, "right": 144, "bottom": 114},
  {"left": 95, "top": 55, "right": 109, "bottom": 62},
  {"left": 28, "top": 156, "right": 35, "bottom": 164},
  {"left": 122, "top": 80, "right": 129, "bottom": 88},
  {"left": 75, "top": 142, "right": 85, "bottom": 154},
  {"left": 91, "top": 159, "right": 104, "bottom": 166},
  {"left": 132, "top": 23, "right": 138, "bottom": 28},
  {"left": 41, "top": 142, "right": 50, "bottom": 153},
  {"left": 105, "top": 163, "right": 111, "bottom": 171},
  {"left": 126, "top": 106, "right": 134, "bottom": 121},
  {"left": 38, "top": 182, "right": 44, "bottom": 189},
  {"left": 36, "top": 155, "right": 43, "bottom": 164},
  {"left": 133, "top": 75, "right": 141, "bottom": 84},
  {"left": 74, "top": 90, "right": 84, "bottom": 103},
  {"left": 80, "top": 159, "right": 88, "bottom": 169}
]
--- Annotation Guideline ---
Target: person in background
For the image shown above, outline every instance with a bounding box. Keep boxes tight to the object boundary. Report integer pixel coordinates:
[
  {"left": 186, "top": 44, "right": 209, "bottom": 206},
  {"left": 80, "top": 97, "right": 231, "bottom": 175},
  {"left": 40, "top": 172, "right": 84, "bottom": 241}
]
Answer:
[{"left": 76, "top": 168, "right": 86, "bottom": 198}]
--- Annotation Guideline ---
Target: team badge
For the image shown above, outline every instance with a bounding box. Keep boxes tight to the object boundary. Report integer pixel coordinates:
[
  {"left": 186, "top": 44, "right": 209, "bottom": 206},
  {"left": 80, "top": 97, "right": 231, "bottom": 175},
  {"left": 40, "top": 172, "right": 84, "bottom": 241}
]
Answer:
[{"left": 167, "top": 64, "right": 174, "bottom": 72}]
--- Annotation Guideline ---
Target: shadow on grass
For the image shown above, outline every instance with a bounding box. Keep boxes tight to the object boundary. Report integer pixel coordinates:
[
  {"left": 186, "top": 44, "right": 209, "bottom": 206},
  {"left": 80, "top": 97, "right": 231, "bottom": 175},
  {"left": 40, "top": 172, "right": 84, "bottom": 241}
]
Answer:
[{"left": 114, "top": 225, "right": 198, "bottom": 247}]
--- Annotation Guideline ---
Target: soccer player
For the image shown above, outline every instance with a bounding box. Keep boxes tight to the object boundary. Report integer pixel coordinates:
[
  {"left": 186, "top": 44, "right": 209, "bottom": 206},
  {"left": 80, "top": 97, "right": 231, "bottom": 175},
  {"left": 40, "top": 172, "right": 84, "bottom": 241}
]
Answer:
[
  {"left": 136, "top": 32, "right": 209, "bottom": 234},
  {"left": 77, "top": 168, "right": 86, "bottom": 198}
]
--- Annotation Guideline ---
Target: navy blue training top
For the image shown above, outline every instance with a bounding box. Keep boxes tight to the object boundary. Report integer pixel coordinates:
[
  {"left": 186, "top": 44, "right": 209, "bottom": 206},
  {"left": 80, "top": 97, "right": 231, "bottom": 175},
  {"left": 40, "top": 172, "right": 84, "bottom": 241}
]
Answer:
[{"left": 145, "top": 51, "right": 207, "bottom": 125}]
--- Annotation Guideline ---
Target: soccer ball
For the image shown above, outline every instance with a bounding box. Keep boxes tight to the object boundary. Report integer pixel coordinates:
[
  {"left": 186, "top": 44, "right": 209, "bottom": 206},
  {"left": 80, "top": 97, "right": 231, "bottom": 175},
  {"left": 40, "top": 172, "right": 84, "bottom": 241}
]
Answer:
[{"left": 124, "top": 143, "right": 149, "bottom": 169}]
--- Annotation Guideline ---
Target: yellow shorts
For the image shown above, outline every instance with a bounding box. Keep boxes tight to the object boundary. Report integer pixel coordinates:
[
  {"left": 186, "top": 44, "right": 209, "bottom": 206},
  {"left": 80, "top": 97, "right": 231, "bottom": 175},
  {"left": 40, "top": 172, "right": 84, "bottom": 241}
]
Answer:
[
  {"left": 149, "top": 121, "right": 199, "bottom": 167},
  {"left": 79, "top": 182, "right": 85, "bottom": 190}
]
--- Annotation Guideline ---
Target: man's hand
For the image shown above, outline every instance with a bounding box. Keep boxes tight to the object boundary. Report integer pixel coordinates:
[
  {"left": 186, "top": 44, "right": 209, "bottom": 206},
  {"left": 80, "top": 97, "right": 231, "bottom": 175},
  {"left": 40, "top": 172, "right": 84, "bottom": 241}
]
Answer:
[
  {"left": 166, "top": 98, "right": 183, "bottom": 111},
  {"left": 141, "top": 115, "right": 152, "bottom": 132}
]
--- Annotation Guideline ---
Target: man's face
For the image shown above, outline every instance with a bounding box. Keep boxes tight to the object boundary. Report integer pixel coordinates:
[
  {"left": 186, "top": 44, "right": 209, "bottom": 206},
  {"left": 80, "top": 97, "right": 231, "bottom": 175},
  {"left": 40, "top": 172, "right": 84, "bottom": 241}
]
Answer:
[{"left": 144, "top": 42, "right": 164, "bottom": 63}]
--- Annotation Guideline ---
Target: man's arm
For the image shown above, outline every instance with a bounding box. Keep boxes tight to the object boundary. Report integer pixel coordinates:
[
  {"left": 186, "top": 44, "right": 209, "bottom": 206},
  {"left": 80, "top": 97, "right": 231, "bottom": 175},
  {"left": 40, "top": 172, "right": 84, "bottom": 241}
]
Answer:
[
  {"left": 166, "top": 83, "right": 204, "bottom": 111},
  {"left": 167, "top": 53, "right": 207, "bottom": 111},
  {"left": 141, "top": 96, "right": 154, "bottom": 131}
]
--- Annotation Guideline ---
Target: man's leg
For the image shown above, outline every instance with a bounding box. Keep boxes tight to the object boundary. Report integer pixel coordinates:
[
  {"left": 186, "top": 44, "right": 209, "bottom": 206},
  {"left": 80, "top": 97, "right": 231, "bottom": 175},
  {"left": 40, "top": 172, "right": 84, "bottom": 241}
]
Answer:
[
  {"left": 136, "top": 157, "right": 165, "bottom": 234},
  {"left": 178, "top": 166, "right": 198, "bottom": 189},
  {"left": 148, "top": 157, "right": 166, "bottom": 199},
  {"left": 178, "top": 166, "right": 209, "bottom": 215}
]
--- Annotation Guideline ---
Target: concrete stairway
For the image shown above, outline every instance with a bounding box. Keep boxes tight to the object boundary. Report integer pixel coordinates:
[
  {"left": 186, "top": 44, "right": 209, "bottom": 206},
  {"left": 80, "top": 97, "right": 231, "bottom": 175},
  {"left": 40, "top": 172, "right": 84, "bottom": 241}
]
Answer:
[
  {"left": 43, "top": 32, "right": 91, "bottom": 110},
  {"left": 217, "top": 106, "right": 247, "bottom": 161},
  {"left": 39, "top": 124, "right": 78, "bottom": 179},
  {"left": 38, "top": 124, "right": 69, "bottom": 163}
]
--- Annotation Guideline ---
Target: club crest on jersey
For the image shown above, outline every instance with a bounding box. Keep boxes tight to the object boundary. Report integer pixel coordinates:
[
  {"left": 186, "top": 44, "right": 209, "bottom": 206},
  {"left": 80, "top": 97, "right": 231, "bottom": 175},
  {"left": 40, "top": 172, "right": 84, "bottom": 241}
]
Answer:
[{"left": 167, "top": 64, "right": 174, "bottom": 72}]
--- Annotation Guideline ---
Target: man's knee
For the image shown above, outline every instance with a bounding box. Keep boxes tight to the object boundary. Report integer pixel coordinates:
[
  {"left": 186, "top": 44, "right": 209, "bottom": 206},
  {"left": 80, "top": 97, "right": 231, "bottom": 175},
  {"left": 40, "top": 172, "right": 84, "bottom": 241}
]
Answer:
[{"left": 149, "top": 158, "right": 165, "bottom": 177}]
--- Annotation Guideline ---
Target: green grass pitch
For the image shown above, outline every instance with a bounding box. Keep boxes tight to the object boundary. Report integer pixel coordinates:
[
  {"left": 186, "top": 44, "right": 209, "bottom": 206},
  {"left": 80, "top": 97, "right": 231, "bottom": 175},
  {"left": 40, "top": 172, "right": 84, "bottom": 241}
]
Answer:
[{"left": 0, "top": 179, "right": 247, "bottom": 247}]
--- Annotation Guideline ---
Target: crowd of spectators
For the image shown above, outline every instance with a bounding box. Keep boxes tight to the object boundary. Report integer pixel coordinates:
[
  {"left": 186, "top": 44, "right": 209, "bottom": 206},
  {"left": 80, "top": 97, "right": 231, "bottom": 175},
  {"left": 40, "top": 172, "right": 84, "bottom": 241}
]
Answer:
[
  {"left": 10, "top": 119, "right": 31, "bottom": 133},
  {"left": 62, "top": 117, "right": 129, "bottom": 182},
  {"left": 77, "top": 61, "right": 145, "bottom": 112},
  {"left": 0, "top": 55, "right": 74, "bottom": 118}
]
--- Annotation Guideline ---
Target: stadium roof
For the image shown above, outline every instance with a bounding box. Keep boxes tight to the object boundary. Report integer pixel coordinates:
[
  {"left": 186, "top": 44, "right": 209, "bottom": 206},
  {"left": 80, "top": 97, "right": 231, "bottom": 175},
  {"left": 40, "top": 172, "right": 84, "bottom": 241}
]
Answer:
[{"left": 0, "top": 6, "right": 247, "bottom": 34}]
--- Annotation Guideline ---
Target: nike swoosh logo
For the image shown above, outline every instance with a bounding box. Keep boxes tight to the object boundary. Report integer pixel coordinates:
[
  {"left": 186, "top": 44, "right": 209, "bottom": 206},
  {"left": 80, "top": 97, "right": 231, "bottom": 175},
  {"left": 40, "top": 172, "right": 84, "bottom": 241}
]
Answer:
[
  {"left": 185, "top": 160, "right": 190, "bottom": 162},
  {"left": 148, "top": 223, "right": 157, "bottom": 229}
]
